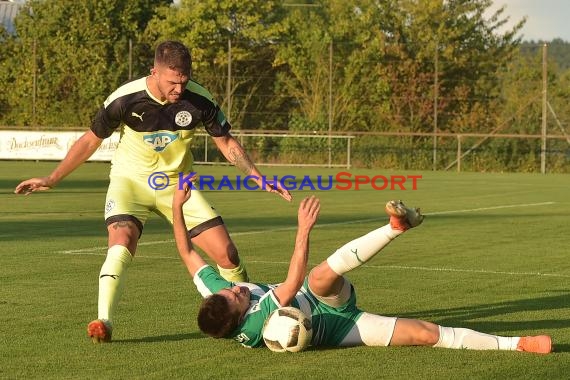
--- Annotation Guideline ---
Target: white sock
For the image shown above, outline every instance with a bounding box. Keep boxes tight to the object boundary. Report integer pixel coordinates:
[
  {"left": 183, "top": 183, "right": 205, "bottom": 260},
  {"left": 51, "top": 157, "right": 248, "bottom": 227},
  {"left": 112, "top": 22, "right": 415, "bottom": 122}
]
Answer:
[
  {"left": 98, "top": 245, "right": 133, "bottom": 324},
  {"left": 434, "top": 326, "right": 520, "bottom": 351},
  {"left": 326, "top": 224, "right": 402, "bottom": 275}
]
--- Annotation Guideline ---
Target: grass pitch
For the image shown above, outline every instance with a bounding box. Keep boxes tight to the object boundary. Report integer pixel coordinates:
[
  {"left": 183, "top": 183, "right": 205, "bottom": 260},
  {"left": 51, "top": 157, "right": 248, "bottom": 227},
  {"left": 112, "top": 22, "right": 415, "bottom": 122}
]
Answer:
[{"left": 1, "top": 161, "right": 569, "bottom": 379}]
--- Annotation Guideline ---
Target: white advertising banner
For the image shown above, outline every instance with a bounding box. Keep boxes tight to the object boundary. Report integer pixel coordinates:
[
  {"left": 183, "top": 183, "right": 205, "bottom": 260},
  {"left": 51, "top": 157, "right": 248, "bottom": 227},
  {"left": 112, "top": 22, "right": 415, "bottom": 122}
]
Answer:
[{"left": 0, "top": 131, "right": 120, "bottom": 161}]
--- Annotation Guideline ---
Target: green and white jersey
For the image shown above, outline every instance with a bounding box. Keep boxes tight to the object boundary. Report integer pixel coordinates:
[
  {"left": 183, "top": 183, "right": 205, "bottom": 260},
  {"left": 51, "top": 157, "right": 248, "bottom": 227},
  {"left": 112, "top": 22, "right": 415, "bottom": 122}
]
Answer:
[{"left": 194, "top": 265, "right": 364, "bottom": 348}]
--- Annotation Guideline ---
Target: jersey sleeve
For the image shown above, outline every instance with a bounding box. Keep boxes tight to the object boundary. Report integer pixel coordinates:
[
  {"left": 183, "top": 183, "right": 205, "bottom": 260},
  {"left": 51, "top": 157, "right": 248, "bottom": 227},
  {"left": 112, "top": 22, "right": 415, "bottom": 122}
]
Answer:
[
  {"left": 90, "top": 97, "right": 124, "bottom": 139},
  {"left": 200, "top": 102, "right": 231, "bottom": 137},
  {"left": 186, "top": 80, "right": 231, "bottom": 137},
  {"left": 193, "top": 265, "right": 233, "bottom": 298}
]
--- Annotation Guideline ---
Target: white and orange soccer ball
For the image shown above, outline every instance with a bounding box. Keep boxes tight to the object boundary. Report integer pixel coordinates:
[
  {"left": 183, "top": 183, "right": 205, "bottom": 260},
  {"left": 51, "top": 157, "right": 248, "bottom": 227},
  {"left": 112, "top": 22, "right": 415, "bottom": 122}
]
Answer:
[{"left": 262, "top": 307, "right": 312, "bottom": 353}]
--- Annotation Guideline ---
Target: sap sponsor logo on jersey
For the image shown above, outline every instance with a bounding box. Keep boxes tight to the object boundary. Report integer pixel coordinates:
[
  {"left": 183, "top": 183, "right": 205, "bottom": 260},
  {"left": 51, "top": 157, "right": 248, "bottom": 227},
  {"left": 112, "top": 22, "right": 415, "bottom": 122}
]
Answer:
[{"left": 143, "top": 132, "right": 179, "bottom": 152}]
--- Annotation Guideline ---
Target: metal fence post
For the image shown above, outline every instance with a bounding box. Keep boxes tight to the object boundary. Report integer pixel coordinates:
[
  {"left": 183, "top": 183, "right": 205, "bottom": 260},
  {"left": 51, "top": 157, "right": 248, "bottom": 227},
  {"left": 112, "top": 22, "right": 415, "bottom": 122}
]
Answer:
[{"left": 457, "top": 134, "right": 462, "bottom": 172}]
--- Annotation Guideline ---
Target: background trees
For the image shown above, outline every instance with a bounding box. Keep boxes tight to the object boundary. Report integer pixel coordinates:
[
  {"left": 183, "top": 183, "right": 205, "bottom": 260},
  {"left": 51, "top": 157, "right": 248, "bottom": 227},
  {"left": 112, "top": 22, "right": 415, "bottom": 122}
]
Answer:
[
  {"left": 0, "top": 0, "right": 168, "bottom": 127},
  {"left": 0, "top": 0, "right": 568, "bottom": 170},
  {"left": 142, "top": 0, "right": 287, "bottom": 130}
]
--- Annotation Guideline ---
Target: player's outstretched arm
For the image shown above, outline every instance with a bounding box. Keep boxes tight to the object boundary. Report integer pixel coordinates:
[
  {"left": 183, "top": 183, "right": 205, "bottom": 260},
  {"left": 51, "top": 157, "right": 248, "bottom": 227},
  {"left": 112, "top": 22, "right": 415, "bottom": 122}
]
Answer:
[
  {"left": 172, "top": 177, "right": 208, "bottom": 277},
  {"left": 14, "top": 130, "right": 103, "bottom": 195},
  {"left": 212, "top": 133, "right": 293, "bottom": 202},
  {"left": 273, "top": 196, "right": 320, "bottom": 306}
]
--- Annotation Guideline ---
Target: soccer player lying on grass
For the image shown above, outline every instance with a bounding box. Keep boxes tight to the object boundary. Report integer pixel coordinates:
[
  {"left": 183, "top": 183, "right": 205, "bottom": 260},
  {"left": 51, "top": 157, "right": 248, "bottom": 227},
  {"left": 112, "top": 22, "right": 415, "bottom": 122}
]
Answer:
[{"left": 172, "top": 182, "right": 552, "bottom": 354}]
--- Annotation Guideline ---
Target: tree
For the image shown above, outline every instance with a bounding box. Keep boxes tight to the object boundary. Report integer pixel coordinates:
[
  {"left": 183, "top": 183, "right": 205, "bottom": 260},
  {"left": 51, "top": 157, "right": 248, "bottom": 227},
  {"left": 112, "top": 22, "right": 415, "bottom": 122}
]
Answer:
[
  {"left": 142, "top": 0, "right": 288, "bottom": 130},
  {"left": 521, "top": 39, "right": 570, "bottom": 71},
  {"left": 369, "top": 0, "right": 524, "bottom": 135},
  {"left": 0, "top": 0, "right": 167, "bottom": 127}
]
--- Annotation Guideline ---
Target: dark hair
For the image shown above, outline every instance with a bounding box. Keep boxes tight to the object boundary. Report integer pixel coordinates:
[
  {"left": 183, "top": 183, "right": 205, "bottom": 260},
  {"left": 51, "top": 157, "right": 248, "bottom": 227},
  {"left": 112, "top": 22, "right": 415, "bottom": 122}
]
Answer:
[
  {"left": 154, "top": 40, "right": 192, "bottom": 76},
  {"left": 197, "top": 294, "right": 241, "bottom": 338}
]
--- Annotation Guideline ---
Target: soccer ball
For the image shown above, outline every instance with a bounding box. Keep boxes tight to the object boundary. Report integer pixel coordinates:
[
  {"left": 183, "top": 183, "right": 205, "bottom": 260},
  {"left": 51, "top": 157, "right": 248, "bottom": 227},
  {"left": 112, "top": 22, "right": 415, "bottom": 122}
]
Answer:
[{"left": 262, "top": 307, "right": 312, "bottom": 353}]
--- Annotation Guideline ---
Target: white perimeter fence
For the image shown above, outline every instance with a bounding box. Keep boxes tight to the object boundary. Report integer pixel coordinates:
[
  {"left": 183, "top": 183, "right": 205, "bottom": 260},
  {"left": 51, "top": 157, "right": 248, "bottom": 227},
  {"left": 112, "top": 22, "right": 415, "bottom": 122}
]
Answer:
[{"left": 1, "top": 129, "right": 569, "bottom": 172}]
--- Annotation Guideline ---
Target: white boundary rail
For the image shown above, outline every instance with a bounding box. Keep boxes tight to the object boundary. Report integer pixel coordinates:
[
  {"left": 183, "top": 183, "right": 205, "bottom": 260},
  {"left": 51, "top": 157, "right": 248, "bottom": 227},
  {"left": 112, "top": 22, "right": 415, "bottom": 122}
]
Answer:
[
  {"left": 195, "top": 131, "right": 355, "bottom": 169},
  {"left": 1, "top": 128, "right": 567, "bottom": 172}
]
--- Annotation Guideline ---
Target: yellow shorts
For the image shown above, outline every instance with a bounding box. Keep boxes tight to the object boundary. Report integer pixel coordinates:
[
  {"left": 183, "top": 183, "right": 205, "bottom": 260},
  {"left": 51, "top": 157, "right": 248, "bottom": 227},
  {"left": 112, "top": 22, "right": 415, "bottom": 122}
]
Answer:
[{"left": 104, "top": 175, "right": 220, "bottom": 237}]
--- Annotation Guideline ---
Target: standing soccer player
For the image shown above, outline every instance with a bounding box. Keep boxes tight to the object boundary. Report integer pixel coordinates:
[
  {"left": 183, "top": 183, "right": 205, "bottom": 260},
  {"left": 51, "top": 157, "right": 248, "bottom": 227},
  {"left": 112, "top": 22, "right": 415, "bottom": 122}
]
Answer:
[
  {"left": 172, "top": 184, "right": 551, "bottom": 354},
  {"left": 14, "top": 40, "right": 291, "bottom": 343}
]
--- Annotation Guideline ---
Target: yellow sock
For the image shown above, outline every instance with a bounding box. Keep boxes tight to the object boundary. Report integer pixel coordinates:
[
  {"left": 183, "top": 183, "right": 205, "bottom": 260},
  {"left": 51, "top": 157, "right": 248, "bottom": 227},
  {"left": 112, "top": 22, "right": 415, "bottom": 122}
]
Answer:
[
  {"left": 217, "top": 261, "right": 249, "bottom": 282},
  {"left": 98, "top": 245, "right": 132, "bottom": 324}
]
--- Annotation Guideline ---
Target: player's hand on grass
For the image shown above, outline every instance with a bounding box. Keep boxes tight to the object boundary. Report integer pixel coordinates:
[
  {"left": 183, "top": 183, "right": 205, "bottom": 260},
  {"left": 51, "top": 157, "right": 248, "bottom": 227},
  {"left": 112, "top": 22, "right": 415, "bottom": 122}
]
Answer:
[
  {"left": 14, "top": 177, "right": 54, "bottom": 195},
  {"left": 297, "top": 196, "right": 320, "bottom": 231}
]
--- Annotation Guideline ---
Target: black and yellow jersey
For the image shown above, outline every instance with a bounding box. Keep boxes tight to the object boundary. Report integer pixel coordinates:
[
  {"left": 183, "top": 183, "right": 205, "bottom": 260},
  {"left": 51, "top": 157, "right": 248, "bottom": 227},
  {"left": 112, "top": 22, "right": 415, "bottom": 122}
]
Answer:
[{"left": 91, "top": 77, "right": 230, "bottom": 177}]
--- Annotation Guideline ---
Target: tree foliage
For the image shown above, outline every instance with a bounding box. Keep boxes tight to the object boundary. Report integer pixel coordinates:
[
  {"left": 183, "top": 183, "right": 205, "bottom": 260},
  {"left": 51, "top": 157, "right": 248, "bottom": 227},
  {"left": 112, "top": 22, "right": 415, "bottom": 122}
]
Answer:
[
  {"left": 0, "top": 0, "right": 168, "bottom": 127},
  {"left": 0, "top": 0, "right": 568, "bottom": 171},
  {"left": 142, "top": 0, "right": 287, "bottom": 129}
]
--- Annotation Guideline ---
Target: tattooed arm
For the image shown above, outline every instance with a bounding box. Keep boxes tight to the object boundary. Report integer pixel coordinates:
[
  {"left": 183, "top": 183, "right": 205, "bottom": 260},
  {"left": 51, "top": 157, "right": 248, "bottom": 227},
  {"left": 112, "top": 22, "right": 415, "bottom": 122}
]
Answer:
[{"left": 212, "top": 133, "right": 292, "bottom": 201}]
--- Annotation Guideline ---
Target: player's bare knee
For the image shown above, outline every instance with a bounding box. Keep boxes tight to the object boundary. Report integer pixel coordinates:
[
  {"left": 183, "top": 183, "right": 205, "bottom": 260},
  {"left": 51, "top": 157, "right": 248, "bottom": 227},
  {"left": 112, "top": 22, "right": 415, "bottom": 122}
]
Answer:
[
  {"left": 107, "top": 221, "right": 139, "bottom": 253},
  {"left": 417, "top": 323, "right": 440, "bottom": 345}
]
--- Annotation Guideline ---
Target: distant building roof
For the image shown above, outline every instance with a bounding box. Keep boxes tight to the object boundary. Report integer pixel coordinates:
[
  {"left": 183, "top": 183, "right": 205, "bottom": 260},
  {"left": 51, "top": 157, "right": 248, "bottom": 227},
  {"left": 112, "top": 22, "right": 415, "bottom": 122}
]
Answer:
[{"left": 0, "top": 1, "right": 24, "bottom": 34}]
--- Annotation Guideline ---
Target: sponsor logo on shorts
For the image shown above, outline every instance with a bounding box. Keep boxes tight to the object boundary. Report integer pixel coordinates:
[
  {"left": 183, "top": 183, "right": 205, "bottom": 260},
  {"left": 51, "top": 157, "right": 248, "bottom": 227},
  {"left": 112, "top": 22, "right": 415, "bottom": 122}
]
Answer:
[{"left": 105, "top": 199, "right": 116, "bottom": 214}]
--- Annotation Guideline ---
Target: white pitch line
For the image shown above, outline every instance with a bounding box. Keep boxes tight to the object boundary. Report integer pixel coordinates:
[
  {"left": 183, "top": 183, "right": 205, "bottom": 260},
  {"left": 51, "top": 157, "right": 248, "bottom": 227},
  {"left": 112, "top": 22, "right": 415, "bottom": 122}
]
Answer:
[
  {"left": 197, "top": 259, "right": 570, "bottom": 279},
  {"left": 363, "top": 264, "right": 570, "bottom": 279},
  {"left": 57, "top": 201, "right": 555, "bottom": 255},
  {"left": 424, "top": 201, "right": 555, "bottom": 215},
  {"left": 57, "top": 218, "right": 379, "bottom": 254},
  {"left": 57, "top": 200, "right": 566, "bottom": 279},
  {"left": 55, "top": 251, "right": 570, "bottom": 279}
]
